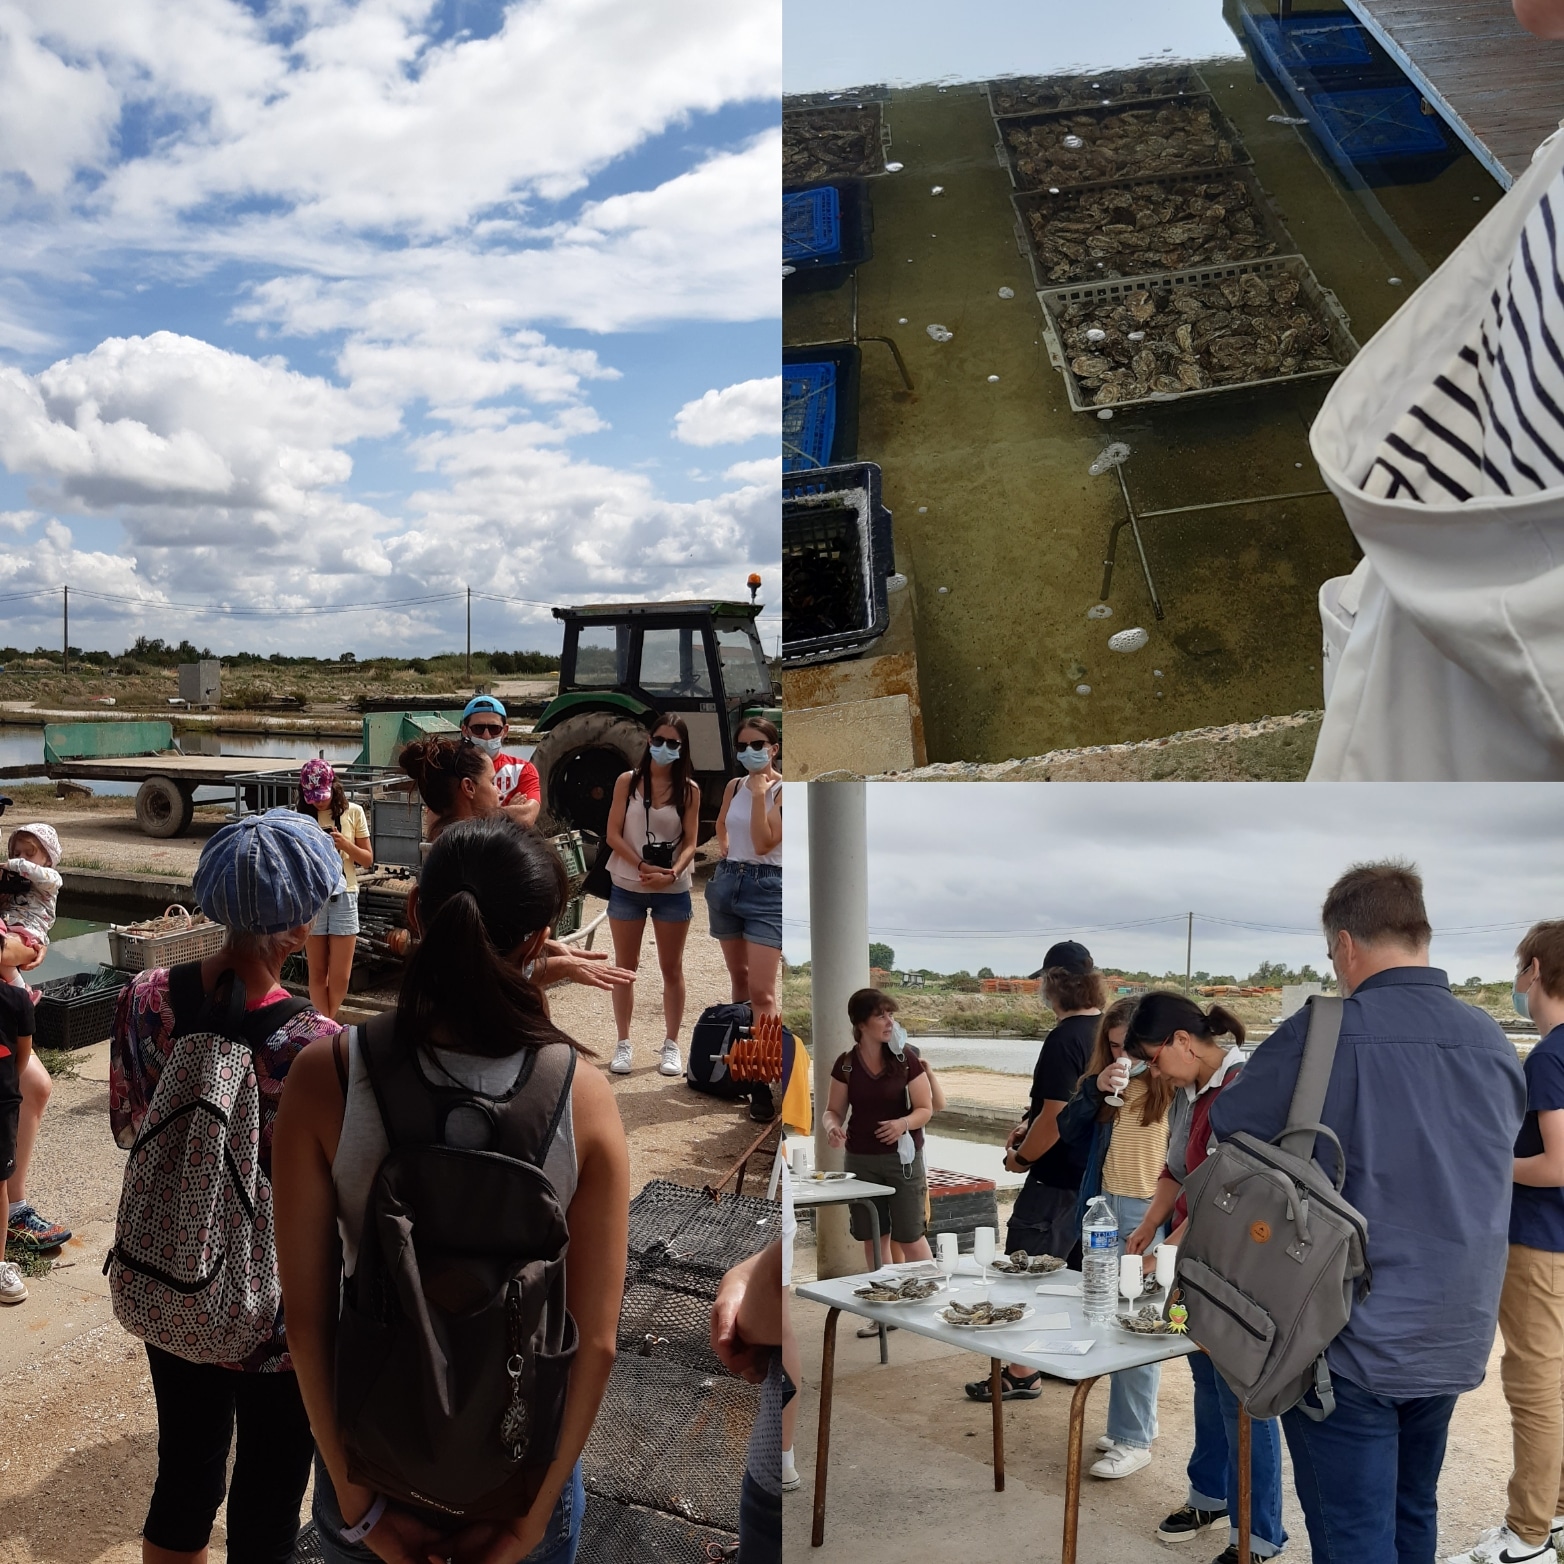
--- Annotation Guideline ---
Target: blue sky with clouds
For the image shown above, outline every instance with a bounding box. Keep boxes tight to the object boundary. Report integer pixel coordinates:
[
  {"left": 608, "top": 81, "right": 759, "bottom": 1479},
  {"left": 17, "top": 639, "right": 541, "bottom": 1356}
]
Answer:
[{"left": 0, "top": 0, "right": 780, "bottom": 657}]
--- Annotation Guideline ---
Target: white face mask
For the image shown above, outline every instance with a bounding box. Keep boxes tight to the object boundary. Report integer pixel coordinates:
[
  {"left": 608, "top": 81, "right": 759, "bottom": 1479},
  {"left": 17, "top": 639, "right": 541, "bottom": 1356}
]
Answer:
[
  {"left": 737, "top": 746, "right": 771, "bottom": 772},
  {"left": 471, "top": 734, "right": 503, "bottom": 759}
]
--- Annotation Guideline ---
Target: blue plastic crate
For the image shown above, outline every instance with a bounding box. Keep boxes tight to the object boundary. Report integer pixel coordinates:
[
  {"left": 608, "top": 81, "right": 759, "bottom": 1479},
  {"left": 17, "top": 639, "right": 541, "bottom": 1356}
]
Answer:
[
  {"left": 1245, "top": 12, "right": 1375, "bottom": 74},
  {"left": 783, "top": 362, "right": 837, "bottom": 472},
  {"left": 1311, "top": 85, "right": 1448, "bottom": 162},
  {"left": 783, "top": 187, "right": 842, "bottom": 262}
]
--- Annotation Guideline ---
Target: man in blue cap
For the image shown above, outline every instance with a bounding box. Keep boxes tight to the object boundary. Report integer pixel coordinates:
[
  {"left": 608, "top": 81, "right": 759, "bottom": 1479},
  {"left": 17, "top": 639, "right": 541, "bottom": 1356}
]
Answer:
[{"left": 461, "top": 696, "right": 540, "bottom": 828}]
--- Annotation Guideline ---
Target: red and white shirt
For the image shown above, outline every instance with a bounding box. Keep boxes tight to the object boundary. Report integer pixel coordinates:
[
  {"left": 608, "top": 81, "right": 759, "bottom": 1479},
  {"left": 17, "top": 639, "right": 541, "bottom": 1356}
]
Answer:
[{"left": 494, "top": 752, "right": 541, "bottom": 810}]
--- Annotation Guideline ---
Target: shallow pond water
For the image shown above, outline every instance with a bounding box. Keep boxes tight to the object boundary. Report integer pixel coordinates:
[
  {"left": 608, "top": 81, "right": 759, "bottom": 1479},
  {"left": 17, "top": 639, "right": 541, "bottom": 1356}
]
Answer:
[{"left": 784, "top": 0, "right": 1502, "bottom": 763}]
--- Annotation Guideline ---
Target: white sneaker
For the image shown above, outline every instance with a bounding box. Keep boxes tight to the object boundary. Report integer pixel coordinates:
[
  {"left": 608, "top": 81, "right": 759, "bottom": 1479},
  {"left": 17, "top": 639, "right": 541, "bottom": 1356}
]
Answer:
[
  {"left": 1551, "top": 1520, "right": 1564, "bottom": 1553},
  {"left": 1095, "top": 1434, "right": 1118, "bottom": 1453},
  {"left": 0, "top": 1260, "right": 27, "bottom": 1304},
  {"left": 1090, "top": 1443, "right": 1152, "bottom": 1480},
  {"left": 610, "top": 1039, "right": 633, "bottom": 1074},
  {"left": 658, "top": 1039, "right": 682, "bottom": 1077},
  {"left": 1448, "top": 1526, "right": 1556, "bottom": 1564},
  {"left": 782, "top": 1451, "right": 800, "bottom": 1492}
]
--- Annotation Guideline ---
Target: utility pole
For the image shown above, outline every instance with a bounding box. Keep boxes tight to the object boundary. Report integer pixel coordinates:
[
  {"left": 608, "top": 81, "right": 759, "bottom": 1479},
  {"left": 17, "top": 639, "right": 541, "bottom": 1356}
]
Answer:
[
  {"left": 466, "top": 586, "right": 471, "bottom": 683},
  {"left": 62, "top": 585, "right": 69, "bottom": 676},
  {"left": 1185, "top": 911, "right": 1194, "bottom": 994}
]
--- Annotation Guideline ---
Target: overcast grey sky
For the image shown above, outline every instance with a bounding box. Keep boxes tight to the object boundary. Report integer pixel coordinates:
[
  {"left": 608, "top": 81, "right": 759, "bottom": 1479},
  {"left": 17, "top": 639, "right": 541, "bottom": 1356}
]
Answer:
[{"left": 783, "top": 785, "right": 1562, "bottom": 982}]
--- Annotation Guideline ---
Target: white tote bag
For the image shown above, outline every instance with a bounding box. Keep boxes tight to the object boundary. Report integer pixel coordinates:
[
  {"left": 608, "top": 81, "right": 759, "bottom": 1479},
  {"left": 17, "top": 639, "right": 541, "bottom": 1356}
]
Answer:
[{"left": 1309, "top": 124, "right": 1564, "bottom": 780}]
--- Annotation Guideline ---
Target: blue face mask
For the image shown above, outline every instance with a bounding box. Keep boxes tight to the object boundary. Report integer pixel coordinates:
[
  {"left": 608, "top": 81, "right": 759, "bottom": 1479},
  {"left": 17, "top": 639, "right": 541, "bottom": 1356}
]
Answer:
[
  {"left": 737, "top": 746, "right": 771, "bottom": 772},
  {"left": 649, "top": 743, "right": 680, "bottom": 767},
  {"left": 1515, "top": 977, "right": 1532, "bottom": 1021},
  {"left": 888, "top": 1020, "right": 908, "bottom": 1058}
]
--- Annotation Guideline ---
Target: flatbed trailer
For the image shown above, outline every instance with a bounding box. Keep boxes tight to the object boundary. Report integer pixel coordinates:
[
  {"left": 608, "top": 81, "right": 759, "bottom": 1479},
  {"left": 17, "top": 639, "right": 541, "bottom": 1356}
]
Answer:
[{"left": 46, "top": 752, "right": 294, "bottom": 838}]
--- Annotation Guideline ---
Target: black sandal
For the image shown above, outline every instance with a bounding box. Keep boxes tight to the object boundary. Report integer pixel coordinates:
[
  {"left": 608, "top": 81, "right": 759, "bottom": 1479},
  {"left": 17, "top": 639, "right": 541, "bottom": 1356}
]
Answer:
[{"left": 964, "top": 1367, "right": 1043, "bottom": 1402}]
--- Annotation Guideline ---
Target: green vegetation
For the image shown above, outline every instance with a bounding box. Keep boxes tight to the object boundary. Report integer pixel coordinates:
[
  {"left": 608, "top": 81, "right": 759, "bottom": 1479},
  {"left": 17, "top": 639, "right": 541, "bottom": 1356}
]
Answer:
[{"left": 868, "top": 941, "right": 895, "bottom": 970}]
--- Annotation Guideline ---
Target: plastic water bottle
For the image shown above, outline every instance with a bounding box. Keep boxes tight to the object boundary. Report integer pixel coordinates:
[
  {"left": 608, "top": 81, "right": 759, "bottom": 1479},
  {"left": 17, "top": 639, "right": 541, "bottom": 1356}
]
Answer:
[{"left": 1082, "top": 1195, "right": 1120, "bottom": 1324}]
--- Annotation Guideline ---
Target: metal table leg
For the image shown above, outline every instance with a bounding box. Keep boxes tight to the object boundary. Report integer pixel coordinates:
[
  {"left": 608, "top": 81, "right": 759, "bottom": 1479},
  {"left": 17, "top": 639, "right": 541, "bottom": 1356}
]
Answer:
[
  {"left": 849, "top": 1197, "right": 889, "bottom": 1364},
  {"left": 1061, "top": 1376, "right": 1101, "bottom": 1564},
  {"left": 990, "top": 1357, "right": 1006, "bottom": 1492},
  {"left": 811, "top": 1306, "right": 840, "bottom": 1548},
  {"left": 1238, "top": 1403, "right": 1252, "bottom": 1564}
]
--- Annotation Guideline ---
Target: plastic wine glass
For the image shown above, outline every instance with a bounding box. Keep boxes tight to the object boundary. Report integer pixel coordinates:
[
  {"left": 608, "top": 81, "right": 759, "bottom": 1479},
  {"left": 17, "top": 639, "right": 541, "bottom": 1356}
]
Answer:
[
  {"left": 1105, "top": 1057, "right": 1137, "bottom": 1108},
  {"left": 936, "top": 1232, "right": 958, "bottom": 1289}
]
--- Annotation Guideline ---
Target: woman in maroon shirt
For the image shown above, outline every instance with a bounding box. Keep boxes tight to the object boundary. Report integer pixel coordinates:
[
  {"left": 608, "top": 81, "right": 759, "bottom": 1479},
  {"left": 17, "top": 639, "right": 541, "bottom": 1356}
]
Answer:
[{"left": 824, "top": 990, "right": 935, "bottom": 1271}]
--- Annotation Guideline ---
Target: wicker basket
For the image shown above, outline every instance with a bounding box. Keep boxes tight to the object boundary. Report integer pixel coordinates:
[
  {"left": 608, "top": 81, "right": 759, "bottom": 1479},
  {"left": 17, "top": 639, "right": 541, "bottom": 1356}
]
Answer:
[{"left": 107, "top": 905, "right": 227, "bottom": 972}]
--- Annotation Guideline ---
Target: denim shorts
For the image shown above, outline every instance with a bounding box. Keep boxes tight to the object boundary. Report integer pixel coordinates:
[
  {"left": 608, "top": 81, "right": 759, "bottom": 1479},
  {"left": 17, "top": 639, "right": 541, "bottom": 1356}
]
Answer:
[
  {"left": 704, "top": 860, "right": 782, "bottom": 950},
  {"left": 309, "top": 890, "right": 360, "bottom": 938},
  {"left": 607, "top": 884, "right": 693, "bottom": 924},
  {"left": 310, "top": 1455, "right": 584, "bottom": 1564}
]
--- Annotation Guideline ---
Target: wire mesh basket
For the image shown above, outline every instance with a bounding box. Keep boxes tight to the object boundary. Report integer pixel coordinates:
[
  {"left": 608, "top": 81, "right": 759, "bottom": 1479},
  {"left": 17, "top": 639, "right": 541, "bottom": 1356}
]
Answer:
[
  {"left": 986, "top": 65, "right": 1206, "bottom": 119},
  {"left": 106, "top": 906, "right": 227, "bottom": 972},
  {"left": 626, "top": 1179, "right": 782, "bottom": 1277},
  {"left": 577, "top": 1496, "right": 738, "bottom": 1564}
]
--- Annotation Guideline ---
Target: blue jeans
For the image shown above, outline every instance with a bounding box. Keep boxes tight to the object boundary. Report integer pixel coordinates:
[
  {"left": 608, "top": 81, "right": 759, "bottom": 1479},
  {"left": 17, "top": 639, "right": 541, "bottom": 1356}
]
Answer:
[
  {"left": 704, "top": 860, "right": 782, "bottom": 949},
  {"left": 1101, "top": 1192, "right": 1163, "bottom": 1450},
  {"left": 1188, "top": 1350, "right": 1288, "bottom": 1556},
  {"left": 607, "top": 884, "right": 693, "bottom": 923},
  {"left": 310, "top": 1456, "right": 584, "bottom": 1564},
  {"left": 1282, "top": 1373, "right": 1458, "bottom": 1564}
]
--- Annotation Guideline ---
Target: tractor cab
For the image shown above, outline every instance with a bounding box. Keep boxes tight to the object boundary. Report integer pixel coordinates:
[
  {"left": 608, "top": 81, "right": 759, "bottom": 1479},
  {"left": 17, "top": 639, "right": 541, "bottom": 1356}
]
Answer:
[{"left": 531, "top": 599, "right": 779, "bottom": 840}]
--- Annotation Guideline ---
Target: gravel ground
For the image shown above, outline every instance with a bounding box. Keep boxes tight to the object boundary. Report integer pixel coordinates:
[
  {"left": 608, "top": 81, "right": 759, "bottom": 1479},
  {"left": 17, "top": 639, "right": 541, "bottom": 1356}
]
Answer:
[{"left": 0, "top": 862, "right": 767, "bottom": 1563}]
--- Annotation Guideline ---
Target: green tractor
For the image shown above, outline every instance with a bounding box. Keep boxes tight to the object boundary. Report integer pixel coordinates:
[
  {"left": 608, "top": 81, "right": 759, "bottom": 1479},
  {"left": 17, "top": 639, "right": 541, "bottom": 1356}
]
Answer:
[{"left": 531, "top": 597, "right": 780, "bottom": 842}]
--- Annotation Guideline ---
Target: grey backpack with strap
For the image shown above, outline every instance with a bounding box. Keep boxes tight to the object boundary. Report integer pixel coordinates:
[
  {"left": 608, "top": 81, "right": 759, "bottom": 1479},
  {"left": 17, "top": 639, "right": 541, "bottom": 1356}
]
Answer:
[
  {"left": 335, "top": 1010, "right": 579, "bottom": 1519},
  {"left": 1176, "top": 996, "right": 1371, "bottom": 1421}
]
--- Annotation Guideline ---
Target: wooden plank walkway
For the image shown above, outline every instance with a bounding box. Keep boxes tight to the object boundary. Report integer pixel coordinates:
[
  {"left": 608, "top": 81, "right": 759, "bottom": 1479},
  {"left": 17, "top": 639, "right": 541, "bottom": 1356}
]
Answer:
[{"left": 1342, "top": 0, "right": 1564, "bottom": 187}]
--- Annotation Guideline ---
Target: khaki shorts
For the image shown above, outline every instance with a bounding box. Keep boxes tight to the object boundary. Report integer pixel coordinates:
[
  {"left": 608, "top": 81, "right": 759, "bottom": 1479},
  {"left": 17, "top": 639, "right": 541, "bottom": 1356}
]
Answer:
[{"left": 843, "top": 1150, "right": 928, "bottom": 1245}]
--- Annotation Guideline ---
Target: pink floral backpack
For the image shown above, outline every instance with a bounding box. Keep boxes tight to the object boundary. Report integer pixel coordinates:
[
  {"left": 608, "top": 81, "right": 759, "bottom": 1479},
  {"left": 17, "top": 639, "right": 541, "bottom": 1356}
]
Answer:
[{"left": 106, "top": 963, "right": 309, "bottom": 1363}]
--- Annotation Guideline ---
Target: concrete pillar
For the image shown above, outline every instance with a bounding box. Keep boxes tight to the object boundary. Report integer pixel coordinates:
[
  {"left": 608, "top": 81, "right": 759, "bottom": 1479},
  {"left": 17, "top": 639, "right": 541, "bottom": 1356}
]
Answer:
[{"left": 808, "top": 780, "right": 870, "bottom": 1280}]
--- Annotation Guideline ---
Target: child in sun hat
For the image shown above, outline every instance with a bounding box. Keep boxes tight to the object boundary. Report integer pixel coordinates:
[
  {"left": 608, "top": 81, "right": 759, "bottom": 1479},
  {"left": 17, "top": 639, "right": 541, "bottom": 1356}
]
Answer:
[
  {"left": 295, "top": 759, "right": 372, "bottom": 1021},
  {"left": 0, "top": 823, "right": 62, "bottom": 989}
]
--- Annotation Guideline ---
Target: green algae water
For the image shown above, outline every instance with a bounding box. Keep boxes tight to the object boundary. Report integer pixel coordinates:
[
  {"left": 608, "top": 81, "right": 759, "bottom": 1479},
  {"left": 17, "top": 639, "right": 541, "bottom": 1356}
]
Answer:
[{"left": 784, "top": 0, "right": 1502, "bottom": 764}]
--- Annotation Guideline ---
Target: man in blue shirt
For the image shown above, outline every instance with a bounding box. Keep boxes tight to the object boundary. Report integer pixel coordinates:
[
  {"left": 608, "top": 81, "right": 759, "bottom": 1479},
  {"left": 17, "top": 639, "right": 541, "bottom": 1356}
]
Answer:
[
  {"left": 1450, "top": 921, "right": 1564, "bottom": 1564},
  {"left": 1210, "top": 861, "right": 1525, "bottom": 1564}
]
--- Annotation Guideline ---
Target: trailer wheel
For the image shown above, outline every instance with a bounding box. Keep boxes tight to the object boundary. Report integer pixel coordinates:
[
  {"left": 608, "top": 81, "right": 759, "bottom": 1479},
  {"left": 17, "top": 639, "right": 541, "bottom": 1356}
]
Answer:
[{"left": 136, "top": 776, "right": 194, "bottom": 839}]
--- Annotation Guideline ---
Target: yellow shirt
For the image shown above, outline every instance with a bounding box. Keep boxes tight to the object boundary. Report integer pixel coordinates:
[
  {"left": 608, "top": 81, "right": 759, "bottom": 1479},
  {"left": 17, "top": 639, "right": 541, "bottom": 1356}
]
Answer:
[
  {"left": 1100, "top": 1075, "right": 1170, "bottom": 1200},
  {"left": 317, "top": 801, "right": 371, "bottom": 894}
]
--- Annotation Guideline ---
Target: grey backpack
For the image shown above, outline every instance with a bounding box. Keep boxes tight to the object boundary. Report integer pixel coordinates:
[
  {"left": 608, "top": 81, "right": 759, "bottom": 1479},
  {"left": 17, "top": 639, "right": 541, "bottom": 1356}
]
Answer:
[
  {"left": 1176, "top": 996, "right": 1370, "bottom": 1421},
  {"left": 335, "top": 1011, "right": 579, "bottom": 1519}
]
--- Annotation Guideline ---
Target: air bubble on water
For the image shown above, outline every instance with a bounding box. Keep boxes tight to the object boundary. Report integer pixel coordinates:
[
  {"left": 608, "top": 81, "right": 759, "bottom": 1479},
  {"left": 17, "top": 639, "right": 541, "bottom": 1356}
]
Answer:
[
  {"left": 930, "top": 185, "right": 944, "bottom": 195},
  {"left": 927, "top": 323, "right": 953, "bottom": 342},
  {"left": 987, "top": 374, "right": 1000, "bottom": 382},
  {"left": 1089, "top": 442, "right": 1130, "bottom": 476},
  {"left": 1128, "top": 330, "right": 1145, "bottom": 341},
  {"left": 1076, "top": 684, "right": 1092, "bottom": 696},
  {"left": 1101, "top": 98, "right": 1111, "bottom": 105},
  {"left": 886, "top": 161, "right": 904, "bottom": 172},
  {"left": 1048, "top": 186, "right": 1061, "bottom": 195},
  {"left": 898, "top": 317, "right": 909, "bottom": 324},
  {"left": 782, "top": 265, "right": 795, "bottom": 277},
  {"left": 938, "top": 586, "right": 950, "bottom": 594},
  {"left": 1086, "top": 328, "right": 1107, "bottom": 342},
  {"left": 1295, "top": 461, "right": 1304, "bottom": 468},
  {"left": 998, "top": 286, "right": 1015, "bottom": 299},
  {"left": 1063, "top": 134, "right": 1085, "bottom": 149},
  {"left": 1388, "top": 277, "right": 1403, "bottom": 286},
  {"left": 1087, "top": 604, "right": 1113, "bottom": 620},
  {"left": 1097, "top": 408, "right": 1114, "bottom": 420},
  {"left": 917, "top": 505, "right": 928, "bottom": 514},
  {"left": 1153, "top": 669, "right": 1163, "bottom": 678},
  {"left": 1109, "top": 626, "right": 1150, "bottom": 653}
]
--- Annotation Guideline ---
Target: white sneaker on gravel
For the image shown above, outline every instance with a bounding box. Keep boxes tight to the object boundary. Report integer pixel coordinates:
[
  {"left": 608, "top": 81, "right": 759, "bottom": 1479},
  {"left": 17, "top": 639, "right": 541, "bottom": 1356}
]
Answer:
[
  {"left": 1090, "top": 1443, "right": 1151, "bottom": 1480},
  {"left": 1095, "top": 1434, "right": 1118, "bottom": 1453},
  {"left": 658, "top": 1039, "right": 682, "bottom": 1077},
  {"left": 610, "top": 1039, "right": 633, "bottom": 1074},
  {"left": 1448, "top": 1526, "right": 1556, "bottom": 1564},
  {"left": 0, "top": 1260, "right": 27, "bottom": 1304}
]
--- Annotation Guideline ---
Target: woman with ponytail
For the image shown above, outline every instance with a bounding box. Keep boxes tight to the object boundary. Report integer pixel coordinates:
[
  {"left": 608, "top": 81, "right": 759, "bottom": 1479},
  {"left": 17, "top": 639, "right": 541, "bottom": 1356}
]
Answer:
[
  {"left": 273, "top": 816, "right": 630, "bottom": 1564},
  {"left": 1120, "top": 992, "right": 1288, "bottom": 1563}
]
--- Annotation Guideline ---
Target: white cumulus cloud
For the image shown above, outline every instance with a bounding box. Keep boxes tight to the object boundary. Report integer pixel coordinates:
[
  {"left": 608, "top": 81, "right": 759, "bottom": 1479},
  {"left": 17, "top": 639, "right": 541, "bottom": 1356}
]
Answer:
[{"left": 674, "top": 376, "right": 781, "bottom": 447}]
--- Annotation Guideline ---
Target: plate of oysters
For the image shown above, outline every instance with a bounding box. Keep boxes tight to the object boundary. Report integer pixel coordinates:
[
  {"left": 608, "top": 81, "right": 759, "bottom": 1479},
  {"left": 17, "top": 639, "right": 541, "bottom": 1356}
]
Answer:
[{"left": 939, "top": 1300, "right": 1035, "bottom": 1329}]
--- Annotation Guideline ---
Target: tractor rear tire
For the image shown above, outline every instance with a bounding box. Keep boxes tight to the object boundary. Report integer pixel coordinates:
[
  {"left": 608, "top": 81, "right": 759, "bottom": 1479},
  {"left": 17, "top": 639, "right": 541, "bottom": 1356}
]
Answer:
[
  {"left": 531, "top": 712, "right": 650, "bottom": 838},
  {"left": 135, "top": 776, "right": 194, "bottom": 839}
]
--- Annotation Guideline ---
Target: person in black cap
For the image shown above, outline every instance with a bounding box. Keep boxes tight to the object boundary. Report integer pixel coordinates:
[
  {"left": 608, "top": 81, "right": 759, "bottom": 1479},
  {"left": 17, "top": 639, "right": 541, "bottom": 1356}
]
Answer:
[{"left": 966, "top": 940, "right": 1105, "bottom": 1403}]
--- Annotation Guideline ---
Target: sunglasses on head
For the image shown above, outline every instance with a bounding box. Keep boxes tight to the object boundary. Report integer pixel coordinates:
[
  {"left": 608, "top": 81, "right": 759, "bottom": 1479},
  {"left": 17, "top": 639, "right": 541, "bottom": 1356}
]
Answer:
[
  {"left": 466, "top": 721, "right": 504, "bottom": 738},
  {"left": 736, "top": 739, "right": 771, "bottom": 754}
]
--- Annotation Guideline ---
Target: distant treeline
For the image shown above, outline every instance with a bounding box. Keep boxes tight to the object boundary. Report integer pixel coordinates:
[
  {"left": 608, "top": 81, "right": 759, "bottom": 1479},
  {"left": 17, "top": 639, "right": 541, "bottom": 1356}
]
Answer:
[{"left": 0, "top": 637, "right": 560, "bottom": 674}]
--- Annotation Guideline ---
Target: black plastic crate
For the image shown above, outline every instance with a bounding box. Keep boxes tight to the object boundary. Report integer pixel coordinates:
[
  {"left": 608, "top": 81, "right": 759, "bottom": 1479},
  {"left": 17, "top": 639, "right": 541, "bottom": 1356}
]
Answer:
[
  {"left": 32, "top": 967, "right": 131, "bottom": 1050},
  {"left": 783, "top": 342, "right": 859, "bottom": 473},
  {"left": 783, "top": 179, "right": 872, "bottom": 294},
  {"left": 782, "top": 462, "right": 893, "bottom": 666}
]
